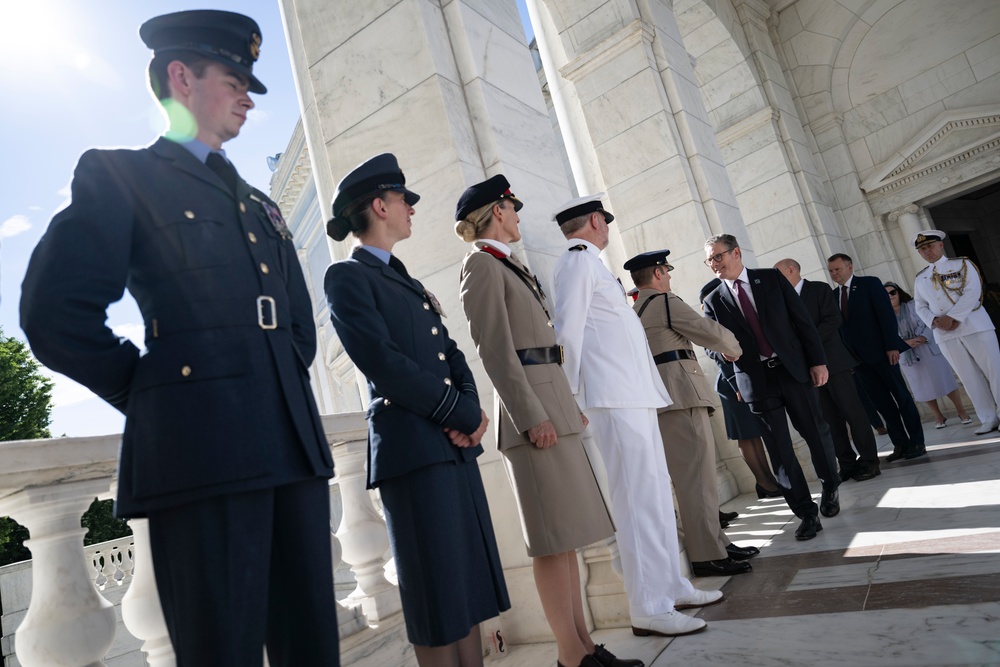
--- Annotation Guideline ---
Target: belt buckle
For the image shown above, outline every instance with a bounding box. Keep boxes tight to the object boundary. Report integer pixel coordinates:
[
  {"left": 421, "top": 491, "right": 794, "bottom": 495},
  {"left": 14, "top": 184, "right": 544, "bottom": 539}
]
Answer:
[
  {"left": 257, "top": 295, "right": 277, "bottom": 330},
  {"left": 558, "top": 345, "right": 565, "bottom": 365}
]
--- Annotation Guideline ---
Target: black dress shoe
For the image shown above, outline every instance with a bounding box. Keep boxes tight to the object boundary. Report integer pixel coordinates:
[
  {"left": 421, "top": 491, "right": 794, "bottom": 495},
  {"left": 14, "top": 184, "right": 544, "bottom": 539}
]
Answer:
[
  {"left": 838, "top": 465, "right": 861, "bottom": 482},
  {"left": 691, "top": 557, "right": 752, "bottom": 577},
  {"left": 720, "top": 510, "right": 739, "bottom": 523},
  {"left": 592, "top": 643, "right": 644, "bottom": 667},
  {"left": 820, "top": 488, "right": 840, "bottom": 517},
  {"left": 904, "top": 444, "right": 927, "bottom": 459},
  {"left": 794, "top": 515, "right": 823, "bottom": 540},
  {"left": 852, "top": 463, "right": 881, "bottom": 481},
  {"left": 886, "top": 447, "right": 906, "bottom": 462},
  {"left": 725, "top": 543, "right": 760, "bottom": 560},
  {"left": 756, "top": 483, "right": 784, "bottom": 498}
]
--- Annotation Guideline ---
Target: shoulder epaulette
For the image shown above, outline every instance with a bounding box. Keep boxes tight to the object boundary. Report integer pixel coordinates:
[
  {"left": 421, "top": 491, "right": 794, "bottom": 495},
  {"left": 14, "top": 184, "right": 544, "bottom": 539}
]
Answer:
[
  {"left": 569, "top": 244, "right": 587, "bottom": 252},
  {"left": 916, "top": 266, "right": 930, "bottom": 276}
]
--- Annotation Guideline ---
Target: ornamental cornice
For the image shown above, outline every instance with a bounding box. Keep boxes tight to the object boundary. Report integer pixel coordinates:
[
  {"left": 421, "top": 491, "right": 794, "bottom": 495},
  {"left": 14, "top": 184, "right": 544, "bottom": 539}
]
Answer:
[
  {"left": 559, "top": 19, "right": 655, "bottom": 84},
  {"left": 715, "top": 106, "right": 780, "bottom": 146}
]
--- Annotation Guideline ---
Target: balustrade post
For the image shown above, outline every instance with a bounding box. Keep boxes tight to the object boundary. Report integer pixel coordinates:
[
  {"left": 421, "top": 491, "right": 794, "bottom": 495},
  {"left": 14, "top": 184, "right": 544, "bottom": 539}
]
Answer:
[
  {"left": 328, "top": 479, "right": 367, "bottom": 637},
  {"left": 3, "top": 479, "right": 116, "bottom": 667},
  {"left": 331, "top": 437, "right": 401, "bottom": 622},
  {"left": 120, "top": 518, "right": 176, "bottom": 667}
]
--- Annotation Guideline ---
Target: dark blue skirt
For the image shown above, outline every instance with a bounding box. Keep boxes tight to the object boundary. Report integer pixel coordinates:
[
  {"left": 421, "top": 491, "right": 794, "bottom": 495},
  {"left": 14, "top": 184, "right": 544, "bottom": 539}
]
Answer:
[
  {"left": 379, "top": 458, "right": 511, "bottom": 646},
  {"left": 717, "top": 373, "right": 761, "bottom": 440}
]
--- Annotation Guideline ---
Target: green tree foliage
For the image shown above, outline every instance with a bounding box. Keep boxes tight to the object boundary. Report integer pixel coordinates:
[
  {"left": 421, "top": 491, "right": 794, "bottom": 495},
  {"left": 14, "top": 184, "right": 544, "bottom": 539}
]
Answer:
[
  {"left": 82, "top": 498, "right": 132, "bottom": 546},
  {"left": 0, "top": 326, "right": 53, "bottom": 441}
]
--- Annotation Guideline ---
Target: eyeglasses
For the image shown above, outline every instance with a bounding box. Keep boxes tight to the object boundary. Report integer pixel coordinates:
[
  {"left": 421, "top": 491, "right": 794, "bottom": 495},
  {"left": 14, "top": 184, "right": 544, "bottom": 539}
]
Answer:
[
  {"left": 704, "top": 248, "right": 735, "bottom": 266},
  {"left": 886, "top": 289, "right": 898, "bottom": 296}
]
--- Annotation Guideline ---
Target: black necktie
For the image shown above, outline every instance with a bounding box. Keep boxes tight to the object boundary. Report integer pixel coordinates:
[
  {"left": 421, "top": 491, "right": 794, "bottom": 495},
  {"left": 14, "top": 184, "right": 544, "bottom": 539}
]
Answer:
[
  {"left": 388, "top": 255, "right": 411, "bottom": 280},
  {"left": 206, "top": 152, "right": 239, "bottom": 195},
  {"left": 734, "top": 279, "right": 774, "bottom": 358},
  {"left": 840, "top": 286, "right": 849, "bottom": 320}
]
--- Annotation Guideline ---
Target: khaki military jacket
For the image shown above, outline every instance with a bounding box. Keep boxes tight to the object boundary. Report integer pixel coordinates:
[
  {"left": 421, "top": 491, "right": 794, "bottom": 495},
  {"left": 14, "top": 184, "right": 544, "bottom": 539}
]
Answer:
[
  {"left": 634, "top": 288, "right": 741, "bottom": 413},
  {"left": 460, "top": 246, "right": 585, "bottom": 450}
]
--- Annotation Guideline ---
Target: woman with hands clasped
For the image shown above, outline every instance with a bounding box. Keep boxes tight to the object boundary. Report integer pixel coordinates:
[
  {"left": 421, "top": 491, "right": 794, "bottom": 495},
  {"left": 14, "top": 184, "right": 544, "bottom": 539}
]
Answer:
[
  {"left": 885, "top": 281, "right": 971, "bottom": 428},
  {"left": 456, "top": 176, "right": 639, "bottom": 667}
]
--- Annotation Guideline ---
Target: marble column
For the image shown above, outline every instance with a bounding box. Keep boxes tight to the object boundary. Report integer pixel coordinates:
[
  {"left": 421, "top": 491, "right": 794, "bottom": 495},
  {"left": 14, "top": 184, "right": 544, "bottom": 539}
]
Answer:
[
  {"left": 888, "top": 203, "right": 925, "bottom": 281},
  {"left": 534, "top": 0, "right": 745, "bottom": 299},
  {"left": 120, "top": 519, "right": 176, "bottom": 667}
]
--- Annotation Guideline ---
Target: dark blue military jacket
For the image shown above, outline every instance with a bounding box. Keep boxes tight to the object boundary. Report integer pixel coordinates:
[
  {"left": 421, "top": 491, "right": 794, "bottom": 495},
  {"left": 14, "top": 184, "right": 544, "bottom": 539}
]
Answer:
[
  {"left": 20, "top": 138, "right": 333, "bottom": 517},
  {"left": 325, "top": 248, "right": 482, "bottom": 488}
]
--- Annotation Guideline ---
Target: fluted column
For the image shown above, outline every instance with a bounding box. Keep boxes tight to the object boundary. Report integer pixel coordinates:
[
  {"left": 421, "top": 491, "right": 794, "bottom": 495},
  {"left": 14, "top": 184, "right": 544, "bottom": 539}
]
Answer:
[
  {"left": 5, "top": 479, "right": 117, "bottom": 667},
  {"left": 120, "top": 519, "right": 176, "bottom": 667},
  {"left": 332, "top": 437, "right": 401, "bottom": 622},
  {"left": 889, "top": 203, "right": 924, "bottom": 279}
]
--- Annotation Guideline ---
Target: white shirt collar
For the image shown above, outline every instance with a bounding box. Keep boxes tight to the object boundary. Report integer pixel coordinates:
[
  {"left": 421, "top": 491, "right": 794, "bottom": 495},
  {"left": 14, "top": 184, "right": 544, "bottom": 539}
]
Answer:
[
  {"left": 474, "top": 239, "right": 511, "bottom": 256},
  {"left": 794, "top": 278, "right": 804, "bottom": 295},
  {"left": 723, "top": 266, "right": 750, "bottom": 292}
]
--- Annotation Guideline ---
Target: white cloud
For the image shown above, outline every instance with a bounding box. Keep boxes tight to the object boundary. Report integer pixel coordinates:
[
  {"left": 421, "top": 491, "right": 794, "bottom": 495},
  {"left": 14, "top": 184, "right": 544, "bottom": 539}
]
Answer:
[
  {"left": 0, "top": 214, "right": 31, "bottom": 239},
  {"left": 246, "top": 108, "right": 272, "bottom": 127}
]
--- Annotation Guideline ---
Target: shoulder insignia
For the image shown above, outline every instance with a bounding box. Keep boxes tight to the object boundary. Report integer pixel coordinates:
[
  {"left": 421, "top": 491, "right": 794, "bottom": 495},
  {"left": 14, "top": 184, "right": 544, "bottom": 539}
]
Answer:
[
  {"left": 569, "top": 244, "right": 587, "bottom": 252},
  {"left": 916, "top": 266, "right": 930, "bottom": 276}
]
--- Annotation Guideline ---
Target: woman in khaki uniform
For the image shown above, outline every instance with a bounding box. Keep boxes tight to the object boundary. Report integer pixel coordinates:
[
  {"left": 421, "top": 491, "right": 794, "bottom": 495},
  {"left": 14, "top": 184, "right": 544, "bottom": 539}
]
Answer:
[
  {"left": 456, "top": 176, "right": 637, "bottom": 667},
  {"left": 626, "top": 250, "right": 760, "bottom": 577}
]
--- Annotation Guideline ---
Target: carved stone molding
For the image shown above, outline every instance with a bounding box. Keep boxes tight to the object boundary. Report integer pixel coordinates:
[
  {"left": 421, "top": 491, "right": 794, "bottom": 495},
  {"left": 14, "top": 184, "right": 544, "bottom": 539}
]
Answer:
[
  {"left": 887, "top": 204, "right": 919, "bottom": 222},
  {"left": 559, "top": 19, "right": 655, "bottom": 84},
  {"left": 716, "top": 106, "right": 780, "bottom": 146}
]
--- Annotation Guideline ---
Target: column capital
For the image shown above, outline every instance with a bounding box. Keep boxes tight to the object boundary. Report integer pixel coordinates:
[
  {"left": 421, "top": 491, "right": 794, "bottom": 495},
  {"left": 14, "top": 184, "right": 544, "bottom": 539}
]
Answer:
[
  {"left": 887, "top": 203, "right": 920, "bottom": 222},
  {"left": 733, "top": 0, "right": 772, "bottom": 28},
  {"left": 560, "top": 19, "right": 654, "bottom": 83}
]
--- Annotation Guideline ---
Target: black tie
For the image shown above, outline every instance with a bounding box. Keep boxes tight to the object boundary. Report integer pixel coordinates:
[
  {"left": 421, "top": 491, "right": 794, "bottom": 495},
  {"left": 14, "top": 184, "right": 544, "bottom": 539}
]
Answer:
[
  {"left": 206, "top": 152, "right": 240, "bottom": 195},
  {"left": 388, "top": 255, "right": 411, "bottom": 280},
  {"left": 840, "top": 286, "right": 849, "bottom": 320}
]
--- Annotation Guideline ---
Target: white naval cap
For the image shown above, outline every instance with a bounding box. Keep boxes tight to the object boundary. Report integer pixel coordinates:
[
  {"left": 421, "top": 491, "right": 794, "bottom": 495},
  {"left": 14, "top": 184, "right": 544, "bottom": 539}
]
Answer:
[
  {"left": 911, "top": 229, "right": 946, "bottom": 248},
  {"left": 551, "top": 192, "right": 615, "bottom": 225}
]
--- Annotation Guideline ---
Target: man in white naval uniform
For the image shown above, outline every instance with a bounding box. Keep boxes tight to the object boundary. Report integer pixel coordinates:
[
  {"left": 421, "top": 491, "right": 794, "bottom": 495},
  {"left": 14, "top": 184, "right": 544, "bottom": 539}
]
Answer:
[
  {"left": 913, "top": 230, "right": 1000, "bottom": 434},
  {"left": 551, "top": 194, "right": 722, "bottom": 638}
]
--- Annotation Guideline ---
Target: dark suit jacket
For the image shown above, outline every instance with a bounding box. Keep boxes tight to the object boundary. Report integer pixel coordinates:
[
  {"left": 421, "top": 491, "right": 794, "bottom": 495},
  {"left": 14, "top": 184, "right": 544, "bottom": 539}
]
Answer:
[
  {"left": 20, "top": 138, "right": 333, "bottom": 517},
  {"left": 836, "top": 276, "right": 908, "bottom": 364},
  {"left": 325, "top": 247, "right": 482, "bottom": 488},
  {"left": 800, "top": 279, "right": 858, "bottom": 374},
  {"left": 703, "top": 268, "right": 826, "bottom": 403}
]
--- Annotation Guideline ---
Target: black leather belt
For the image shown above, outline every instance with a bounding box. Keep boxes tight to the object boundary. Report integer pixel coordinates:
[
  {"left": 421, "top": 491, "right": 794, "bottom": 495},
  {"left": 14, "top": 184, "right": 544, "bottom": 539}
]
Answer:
[
  {"left": 763, "top": 357, "right": 782, "bottom": 368},
  {"left": 653, "top": 349, "right": 696, "bottom": 365},
  {"left": 516, "top": 345, "right": 564, "bottom": 365}
]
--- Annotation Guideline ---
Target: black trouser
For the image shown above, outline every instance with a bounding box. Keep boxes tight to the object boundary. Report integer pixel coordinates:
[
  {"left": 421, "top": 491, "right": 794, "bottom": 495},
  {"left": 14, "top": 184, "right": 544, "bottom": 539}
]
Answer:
[
  {"left": 819, "top": 369, "right": 880, "bottom": 471},
  {"left": 748, "top": 363, "right": 839, "bottom": 518},
  {"left": 855, "top": 359, "right": 925, "bottom": 453},
  {"left": 148, "top": 478, "right": 340, "bottom": 667}
]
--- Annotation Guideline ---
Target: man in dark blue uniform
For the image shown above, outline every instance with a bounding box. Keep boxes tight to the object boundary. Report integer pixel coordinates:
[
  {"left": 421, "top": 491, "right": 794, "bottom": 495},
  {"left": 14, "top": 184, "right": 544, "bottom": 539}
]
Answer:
[{"left": 19, "top": 11, "right": 339, "bottom": 666}]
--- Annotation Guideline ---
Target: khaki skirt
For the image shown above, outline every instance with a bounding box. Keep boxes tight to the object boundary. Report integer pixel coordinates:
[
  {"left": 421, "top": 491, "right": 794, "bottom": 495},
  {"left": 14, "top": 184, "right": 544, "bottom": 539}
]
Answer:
[{"left": 501, "top": 431, "right": 615, "bottom": 557}]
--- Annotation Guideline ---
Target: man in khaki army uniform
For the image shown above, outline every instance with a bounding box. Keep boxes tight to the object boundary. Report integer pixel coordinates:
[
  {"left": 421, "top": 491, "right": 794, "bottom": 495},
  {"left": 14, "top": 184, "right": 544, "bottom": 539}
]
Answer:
[{"left": 626, "top": 250, "right": 759, "bottom": 577}]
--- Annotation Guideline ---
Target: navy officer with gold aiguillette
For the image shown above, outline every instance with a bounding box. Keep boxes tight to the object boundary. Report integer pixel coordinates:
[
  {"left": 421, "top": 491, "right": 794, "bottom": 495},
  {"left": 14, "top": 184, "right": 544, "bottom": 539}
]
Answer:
[{"left": 20, "top": 10, "right": 339, "bottom": 666}]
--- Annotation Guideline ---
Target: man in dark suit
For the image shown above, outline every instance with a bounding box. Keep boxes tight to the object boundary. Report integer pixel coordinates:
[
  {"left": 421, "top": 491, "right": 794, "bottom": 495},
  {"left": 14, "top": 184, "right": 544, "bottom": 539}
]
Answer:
[
  {"left": 775, "top": 259, "right": 880, "bottom": 481},
  {"left": 20, "top": 12, "right": 339, "bottom": 666},
  {"left": 827, "top": 253, "right": 926, "bottom": 460},
  {"left": 702, "top": 235, "right": 839, "bottom": 541}
]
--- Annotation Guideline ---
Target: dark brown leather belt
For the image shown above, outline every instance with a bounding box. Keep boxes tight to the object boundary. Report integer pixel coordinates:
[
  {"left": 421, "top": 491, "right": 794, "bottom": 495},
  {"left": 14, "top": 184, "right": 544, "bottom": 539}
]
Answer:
[
  {"left": 653, "top": 349, "right": 696, "bottom": 365},
  {"left": 516, "top": 345, "right": 564, "bottom": 366}
]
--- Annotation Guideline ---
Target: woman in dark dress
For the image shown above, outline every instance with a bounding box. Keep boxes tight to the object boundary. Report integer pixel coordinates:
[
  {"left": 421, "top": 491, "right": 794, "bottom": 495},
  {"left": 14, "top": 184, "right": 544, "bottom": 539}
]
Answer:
[{"left": 324, "top": 154, "right": 510, "bottom": 667}]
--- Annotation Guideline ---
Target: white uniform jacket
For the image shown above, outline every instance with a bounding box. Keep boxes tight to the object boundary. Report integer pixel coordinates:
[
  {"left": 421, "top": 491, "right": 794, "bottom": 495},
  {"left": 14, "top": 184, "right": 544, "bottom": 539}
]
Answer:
[
  {"left": 914, "top": 256, "right": 994, "bottom": 343},
  {"left": 552, "top": 239, "right": 672, "bottom": 410}
]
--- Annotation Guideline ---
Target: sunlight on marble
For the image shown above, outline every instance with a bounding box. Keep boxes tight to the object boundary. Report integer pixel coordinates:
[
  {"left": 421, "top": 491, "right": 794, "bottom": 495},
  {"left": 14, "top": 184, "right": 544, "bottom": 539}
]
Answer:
[
  {"left": 847, "top": 527, "right": 1000, "bottom": 550},
  {"left": 878, "top": 479, "right": 1000, "bottom": 508},
  {"left": 786, "top": 552, "right": 1000, "bottom": 591}
]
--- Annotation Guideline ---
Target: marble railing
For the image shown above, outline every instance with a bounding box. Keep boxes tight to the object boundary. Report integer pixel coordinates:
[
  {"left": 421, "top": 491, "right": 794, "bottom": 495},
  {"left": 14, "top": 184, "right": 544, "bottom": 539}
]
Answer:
[{"left": 0, "top": 411, "right": 407, "bottom": 666}]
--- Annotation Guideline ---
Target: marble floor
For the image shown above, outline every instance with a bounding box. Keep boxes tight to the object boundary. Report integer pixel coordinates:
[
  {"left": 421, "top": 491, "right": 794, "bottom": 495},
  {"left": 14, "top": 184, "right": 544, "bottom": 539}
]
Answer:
[{"left": 501, "top": 420, "right": 1000, "bottom": 667}]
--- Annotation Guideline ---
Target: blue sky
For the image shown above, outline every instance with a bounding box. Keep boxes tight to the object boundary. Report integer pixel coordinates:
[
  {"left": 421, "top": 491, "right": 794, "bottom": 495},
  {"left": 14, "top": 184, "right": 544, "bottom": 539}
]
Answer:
[{"left": 1, "top": 1, "right": 532, "bottom": 437}]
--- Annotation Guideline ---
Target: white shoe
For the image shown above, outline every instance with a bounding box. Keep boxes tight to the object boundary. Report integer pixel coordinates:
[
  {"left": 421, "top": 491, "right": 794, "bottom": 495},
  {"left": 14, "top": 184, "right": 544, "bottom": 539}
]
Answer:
[
  {"left": 960, "top": 417, "right": 974, "bottom": 425},
  {"left": 631, "top": 610, "right": 707, "bottom": 637},
  {"left": 674, "top": 588, "right": 724, "bottom": 609},
  {"left": 974, "top": 422, "right": 998, "bottom": 435}
]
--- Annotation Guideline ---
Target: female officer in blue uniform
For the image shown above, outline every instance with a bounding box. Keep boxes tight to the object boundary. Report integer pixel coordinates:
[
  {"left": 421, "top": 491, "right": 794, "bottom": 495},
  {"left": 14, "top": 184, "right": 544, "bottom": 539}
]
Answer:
[{"left": 324, "top": 154, "right": 510, "bottom": 667}]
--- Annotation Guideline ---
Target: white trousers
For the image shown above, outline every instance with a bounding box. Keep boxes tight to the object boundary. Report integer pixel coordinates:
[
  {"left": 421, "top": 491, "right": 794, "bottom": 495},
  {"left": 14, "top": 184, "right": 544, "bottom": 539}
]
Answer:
[
  {"left": 587, "top": 407, "right": 695, "bottom": 617},
  {"left": 939, "top": 331, "right": 1000, "bottom": 426}
]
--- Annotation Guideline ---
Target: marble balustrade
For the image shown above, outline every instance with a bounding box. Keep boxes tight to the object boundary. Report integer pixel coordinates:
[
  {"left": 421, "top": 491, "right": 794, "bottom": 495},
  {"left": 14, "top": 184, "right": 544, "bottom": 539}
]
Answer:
[{"left": 0, "top": 412, "right": 406, "bottom": 666}]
